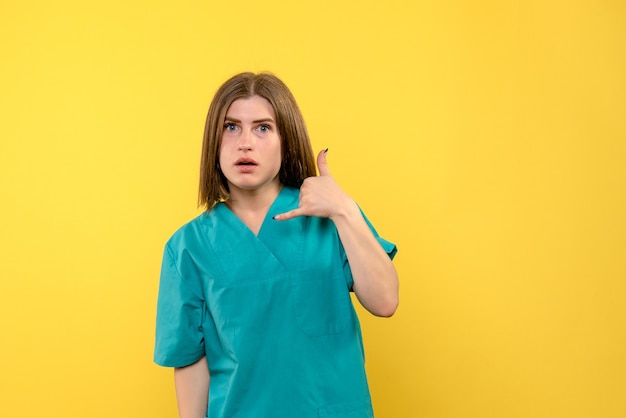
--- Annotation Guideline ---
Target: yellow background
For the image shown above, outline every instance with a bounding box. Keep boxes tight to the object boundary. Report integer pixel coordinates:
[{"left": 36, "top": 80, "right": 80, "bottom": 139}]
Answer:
[{"left": 1, "top": 0, "right": 625, "bottom": 417}]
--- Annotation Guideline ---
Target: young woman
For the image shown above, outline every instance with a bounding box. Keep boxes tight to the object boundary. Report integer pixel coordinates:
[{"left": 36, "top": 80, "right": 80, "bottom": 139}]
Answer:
[{"left": 155, "top": 72, "right": 399, "bottom": 418}]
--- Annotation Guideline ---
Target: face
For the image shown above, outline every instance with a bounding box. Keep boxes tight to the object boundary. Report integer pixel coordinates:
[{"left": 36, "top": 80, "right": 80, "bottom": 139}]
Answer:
[{"left": 219, "top": 95, "right": 282, "bottom": 198}]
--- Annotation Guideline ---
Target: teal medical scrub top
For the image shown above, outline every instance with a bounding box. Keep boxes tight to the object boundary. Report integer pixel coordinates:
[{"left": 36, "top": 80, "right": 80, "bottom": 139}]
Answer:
[{"left": 155, "top": 186, "right": 397, "bottom": 418}]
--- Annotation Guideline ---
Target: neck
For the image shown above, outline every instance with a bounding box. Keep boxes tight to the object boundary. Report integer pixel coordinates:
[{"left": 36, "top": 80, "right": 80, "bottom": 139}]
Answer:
[
  {"left": 226, "top": 183, "right": 283, "bottom": 236},
  {"left": 226, "top": 182, "right": 282, "bottom": 215}
]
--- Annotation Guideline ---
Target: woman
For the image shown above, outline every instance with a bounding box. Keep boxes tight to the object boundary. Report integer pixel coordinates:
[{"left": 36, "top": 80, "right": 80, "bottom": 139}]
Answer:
[{"left": 155, "top": 72, "right": 399, "bottom": 418}]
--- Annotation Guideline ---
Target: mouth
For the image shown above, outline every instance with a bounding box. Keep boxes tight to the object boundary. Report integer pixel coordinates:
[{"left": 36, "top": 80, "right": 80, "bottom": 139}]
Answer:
[
  {"left": 235, "top": 158, "right": 258, "bottom": 166},
  {"left": 234, "top": 158, "right": 258, "bottom": 173}
]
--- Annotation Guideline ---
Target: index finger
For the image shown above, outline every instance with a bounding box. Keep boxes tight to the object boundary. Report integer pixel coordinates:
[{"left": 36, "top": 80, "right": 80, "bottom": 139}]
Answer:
[{"left": 273, "top": 208, "right": 305, "bottom": 221}]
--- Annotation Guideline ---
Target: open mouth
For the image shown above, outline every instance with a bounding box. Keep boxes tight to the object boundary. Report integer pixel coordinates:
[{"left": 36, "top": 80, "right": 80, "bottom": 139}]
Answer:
[
  {"left": 235, "top": 158, "right": 258, "bottom": 166},
  {"left": 235, "top": 158, "right": 258, "bottom": 172}
]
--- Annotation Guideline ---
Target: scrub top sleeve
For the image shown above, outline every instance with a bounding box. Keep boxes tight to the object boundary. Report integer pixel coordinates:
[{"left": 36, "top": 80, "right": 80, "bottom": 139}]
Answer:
[
  {"left": 361, "top": 209, "right": 398, "bottom": 259},
  {"left": 341, "top": 207, "right": 398, "bottom": 290},
  {"left": 154, "top": 244, "right": 206, "bottom": 368}
]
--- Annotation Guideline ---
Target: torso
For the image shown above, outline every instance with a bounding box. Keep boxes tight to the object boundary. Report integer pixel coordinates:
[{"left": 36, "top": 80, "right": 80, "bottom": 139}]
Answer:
[{"left": 159, "top": 187, "right": 374, "bottom": 417}]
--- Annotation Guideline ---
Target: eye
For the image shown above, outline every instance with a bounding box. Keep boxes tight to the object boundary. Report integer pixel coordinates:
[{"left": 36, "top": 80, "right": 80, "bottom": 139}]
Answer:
[
  {"left": 224, "top": 122, "right": 238, "bottom": 132},
  {"left": 257, "top": 124, "right": 271, "bottom": 133}
]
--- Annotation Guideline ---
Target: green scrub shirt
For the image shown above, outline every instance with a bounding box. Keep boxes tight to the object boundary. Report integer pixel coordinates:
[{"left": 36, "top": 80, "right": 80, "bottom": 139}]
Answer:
[{"left": 155, "top": 186, "right": 397, "bottom": 417}]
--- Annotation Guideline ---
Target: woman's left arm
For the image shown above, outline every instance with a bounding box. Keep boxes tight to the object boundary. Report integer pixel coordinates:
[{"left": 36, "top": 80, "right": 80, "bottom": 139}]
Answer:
[
  {"left": 274, "top": 149, "right": 399, "bottom": 317},
  {"left": 330, "top": 200, "right": 399, "bottom": 316}
]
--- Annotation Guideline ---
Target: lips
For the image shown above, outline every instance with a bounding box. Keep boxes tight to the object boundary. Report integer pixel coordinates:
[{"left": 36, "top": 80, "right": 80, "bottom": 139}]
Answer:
[
  {"left": 234, "top": 157, "right": 258, "bottom": 173},
  {"left": 235, "top": 157, "right": 258, "bottom": 166}
]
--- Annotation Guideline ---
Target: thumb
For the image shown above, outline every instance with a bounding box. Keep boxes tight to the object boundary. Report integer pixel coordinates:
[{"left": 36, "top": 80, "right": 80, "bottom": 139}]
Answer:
[{"left": 317, "top": 148, "right": 331, "bottom": 176}]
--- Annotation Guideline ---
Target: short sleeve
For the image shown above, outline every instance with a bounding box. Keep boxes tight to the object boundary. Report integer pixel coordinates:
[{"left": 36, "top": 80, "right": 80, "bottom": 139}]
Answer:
[
  {"left": 154, "top": 243, "right": 206, "bottom": 367},
  {"left": 362, "top": 212, "right": 398, "bottom": 259},
  {"left": 341, "top": 208, "right": 398, "bottom": 290}
]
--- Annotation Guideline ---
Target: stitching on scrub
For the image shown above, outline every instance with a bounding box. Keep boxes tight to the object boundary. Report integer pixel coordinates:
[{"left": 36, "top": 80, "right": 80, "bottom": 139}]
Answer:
[
  {"left": 165, "top": 244, "right": 184, "bottom": 281},
  {"left": 199, "top": 222, "right": 228, "bottom": 282}
]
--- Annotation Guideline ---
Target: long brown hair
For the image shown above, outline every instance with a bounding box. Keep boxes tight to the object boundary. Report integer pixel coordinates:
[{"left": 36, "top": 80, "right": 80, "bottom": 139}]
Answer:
[{"left": 198, "top": 72, "right": 316, "bottom": 211}]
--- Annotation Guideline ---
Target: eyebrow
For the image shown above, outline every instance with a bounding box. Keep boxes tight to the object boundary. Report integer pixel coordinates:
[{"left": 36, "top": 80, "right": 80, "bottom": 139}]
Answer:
[{"left": 224, "top": 117, "right": 275, "bottom": 124}]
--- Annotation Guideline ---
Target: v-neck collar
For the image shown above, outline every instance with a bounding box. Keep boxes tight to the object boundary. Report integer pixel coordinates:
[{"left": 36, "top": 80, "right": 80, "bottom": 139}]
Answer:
[
  {"left": 215, "top": 186, "right": 296, "bottom": 238},
  {"left": 202, "top": 187, "right": 303, "bottom": 277}
]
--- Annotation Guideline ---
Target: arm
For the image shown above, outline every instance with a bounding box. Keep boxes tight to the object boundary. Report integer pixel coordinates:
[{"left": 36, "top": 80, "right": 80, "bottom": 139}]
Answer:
[
  {"left": 331, "top": 201, "right": 399, "bottom": 317},
  {"left": 274, "top": 149, "right": 399, "bottom": 317},
  {"left": 174, "top": 356, "right": 210, "bottom": 418}
]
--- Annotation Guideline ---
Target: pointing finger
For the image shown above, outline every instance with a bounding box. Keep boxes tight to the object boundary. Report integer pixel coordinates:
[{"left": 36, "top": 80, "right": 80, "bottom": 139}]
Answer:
[{"left": 273, "top": 208, "right": 305, "bottom": 221}]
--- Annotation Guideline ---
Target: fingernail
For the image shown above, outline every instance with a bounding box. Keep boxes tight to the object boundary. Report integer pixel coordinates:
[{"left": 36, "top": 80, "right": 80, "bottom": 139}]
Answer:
[
  {"left": 272, "top": 215, "right": 278, "bottom": 220},
  {"left": 324, "top": 148, "right": 328, "bottom": 154}
]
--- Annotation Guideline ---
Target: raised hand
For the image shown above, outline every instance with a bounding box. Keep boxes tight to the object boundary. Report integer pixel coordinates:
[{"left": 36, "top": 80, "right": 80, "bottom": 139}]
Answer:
[
  {"left": 273, "top": 149, "right": 356, "bottom": 221},
  {"left": 276, "top": 149, "right": 399, "bottom": 317}
]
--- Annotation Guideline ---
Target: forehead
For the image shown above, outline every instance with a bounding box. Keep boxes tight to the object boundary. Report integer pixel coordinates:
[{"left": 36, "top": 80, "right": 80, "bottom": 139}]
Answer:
[{"left": 225, "top": 95, "right": 276, "bottom": 120}]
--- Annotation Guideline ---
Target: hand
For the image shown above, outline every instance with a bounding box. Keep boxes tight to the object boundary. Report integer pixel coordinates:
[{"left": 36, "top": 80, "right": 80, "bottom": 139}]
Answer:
[{"left": 274, "top": 149, "right": 355, "bottom": 221}]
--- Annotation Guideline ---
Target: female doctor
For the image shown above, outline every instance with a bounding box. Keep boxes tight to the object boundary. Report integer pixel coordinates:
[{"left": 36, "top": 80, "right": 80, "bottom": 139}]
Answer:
[{"left": 154, "top": 72, "right": 399, "bottom": 418}]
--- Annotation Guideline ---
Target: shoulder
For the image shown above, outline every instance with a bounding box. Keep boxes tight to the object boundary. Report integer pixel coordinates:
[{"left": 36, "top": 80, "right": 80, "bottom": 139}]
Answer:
[{"left": 164, "top": 211, "right": 213, "bottom": 252}]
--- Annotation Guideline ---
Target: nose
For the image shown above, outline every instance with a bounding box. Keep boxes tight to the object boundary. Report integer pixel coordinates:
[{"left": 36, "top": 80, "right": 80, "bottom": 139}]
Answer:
[{"left": 238, "top": 129, "right": 254, "bottom": 151}]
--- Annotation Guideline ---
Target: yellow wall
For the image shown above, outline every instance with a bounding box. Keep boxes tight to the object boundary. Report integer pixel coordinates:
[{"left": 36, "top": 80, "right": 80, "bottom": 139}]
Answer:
[{"left": 1, "top": 1, "right": 625, "bottom": 417}]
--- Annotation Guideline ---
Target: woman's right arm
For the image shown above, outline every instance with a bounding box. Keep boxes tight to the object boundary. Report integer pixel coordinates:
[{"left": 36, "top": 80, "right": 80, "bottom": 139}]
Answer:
[{"left": 174, "top": 356, "right": 210, "bottom": 418}]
